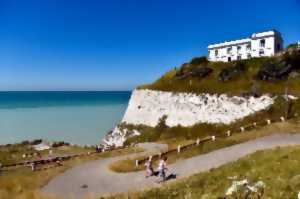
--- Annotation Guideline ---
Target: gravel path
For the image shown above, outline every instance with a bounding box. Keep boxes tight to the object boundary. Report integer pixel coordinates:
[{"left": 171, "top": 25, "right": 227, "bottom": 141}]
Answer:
[{"left": 42, "top": 134, "right": 300, "bottom": 198}]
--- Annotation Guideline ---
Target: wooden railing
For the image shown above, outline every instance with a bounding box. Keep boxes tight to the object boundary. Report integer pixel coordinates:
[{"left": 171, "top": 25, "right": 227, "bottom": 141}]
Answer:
[{"left": 135, "top": 115, "right": 296, "bottom": 166}]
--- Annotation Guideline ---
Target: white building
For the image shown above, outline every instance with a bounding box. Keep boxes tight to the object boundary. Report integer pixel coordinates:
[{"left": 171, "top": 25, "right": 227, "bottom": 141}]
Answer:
[{"left": 208, "top": 30, "right": 283, "bottom": 62}]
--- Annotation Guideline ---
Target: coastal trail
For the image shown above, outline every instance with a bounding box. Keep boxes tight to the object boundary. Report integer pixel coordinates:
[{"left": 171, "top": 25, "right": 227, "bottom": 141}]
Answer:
[{"left": 42, "top": 134, "right": 300, "bottom": 198}]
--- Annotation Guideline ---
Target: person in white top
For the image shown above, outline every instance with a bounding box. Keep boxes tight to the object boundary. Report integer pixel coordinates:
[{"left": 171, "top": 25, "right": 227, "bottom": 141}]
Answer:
[
  {"left": 144, "top": 157, "right": 154, "bottom": 178},
  {"left": 157, "top": 156, "right": 168, "bottom": 182}
]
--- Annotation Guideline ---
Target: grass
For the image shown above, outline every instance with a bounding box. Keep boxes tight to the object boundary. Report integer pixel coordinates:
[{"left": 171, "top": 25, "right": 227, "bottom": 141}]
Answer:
[
  {"left": 109, "top": 145, "right": 300, "bottom": 199},
  {"left": 139, "top": 51, "right": 300, "bottom": 95},
  {"left": 109, "top": 119, "right": 300, "bottom": 173},
  {"left": 0, "top": 143, "right": 92, "bottom": 166},
  {"left": 0, "top": 144, "right": 142, "bottom": 199}
]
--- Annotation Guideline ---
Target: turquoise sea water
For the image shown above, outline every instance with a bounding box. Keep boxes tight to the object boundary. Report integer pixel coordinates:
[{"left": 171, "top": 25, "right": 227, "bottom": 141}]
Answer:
[{"left": 0, "top": 91, "right": 131, "bottom": 145}]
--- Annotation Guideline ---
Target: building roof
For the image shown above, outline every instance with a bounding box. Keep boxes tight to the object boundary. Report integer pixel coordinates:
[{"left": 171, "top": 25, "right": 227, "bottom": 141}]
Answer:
[
  {"left": 208, "top": 38, "right": 251, "bottom": 49},
  {"left": 251, "top": 30, "right": 278, "bottom": 39},
  {"left": 208, "top": 30, "right": 280, "bottom": 49}
]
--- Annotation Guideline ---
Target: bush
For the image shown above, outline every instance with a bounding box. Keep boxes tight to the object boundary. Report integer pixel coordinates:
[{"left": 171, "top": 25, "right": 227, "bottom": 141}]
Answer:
[
  {"left": 256, "top": 51, "right": 300, "bottom": 81},
  {"left": 155, "top": 115, "right": 168, "bottom": 132},
  {"left": 286, "top": 43, "right": 298, "bottom": 50},
  {"left": 176, "top": 66, "right": 213, "bottom": 80},
  {"left": 256, "top": 60, "right": 292, "bottom": 81},
  {"left": 190, "top": 67, "right": 213, "bottom": 78},
  {"left": 175, "top": 63, "right": 191, "bottom": 77},
  {"left": 189, "top": 56, "right": 208, "bottom": 66},
  {"left": 219, "top": 62, "right": 245, "bottom": 82}
]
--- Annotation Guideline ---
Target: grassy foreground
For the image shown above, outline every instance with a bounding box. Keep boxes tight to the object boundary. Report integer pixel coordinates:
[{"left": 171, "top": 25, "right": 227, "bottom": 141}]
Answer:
[
  {"left": 109, "top": 119, "right": 300, "bottom": 173},
  {"left": 109, "top": 145, "right": 300, "bottom": 199},
  {"left": 0, "top": 145, "right": 142, "bottom": 199}
]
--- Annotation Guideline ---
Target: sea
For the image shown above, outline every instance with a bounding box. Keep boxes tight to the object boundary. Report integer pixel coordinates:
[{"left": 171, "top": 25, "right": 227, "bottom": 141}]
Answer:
[{"left": 0, "top": 91, "right": 131, "bottom": 145}]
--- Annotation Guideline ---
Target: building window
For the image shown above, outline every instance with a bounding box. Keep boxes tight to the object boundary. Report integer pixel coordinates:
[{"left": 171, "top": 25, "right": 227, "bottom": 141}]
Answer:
[
  {"left": 259, "top": 50, "right": 264, "bottom": 56},
  {"left": 215, "top": 50, "right": 218, "bottom": 56},
  {"left": 237, "top": 46, "right": 241, "bottom": 51},
  {"left": 247, "top": 54, "right": 252, "bottom": 59},
  {"left": 246, "top": 43, "right": 251, "bottom": 51},
  {"left": 228, "top": 57, "right": 231, "bottom": 62},
  {"left": 260, "top": 39, "right": 265, "bottom": 47},
  {"left": 227, "top": 47, "right": 232, "bottom": 54},
  {"left": 237, "top": 55, "right": 242, "bottom": 60}
]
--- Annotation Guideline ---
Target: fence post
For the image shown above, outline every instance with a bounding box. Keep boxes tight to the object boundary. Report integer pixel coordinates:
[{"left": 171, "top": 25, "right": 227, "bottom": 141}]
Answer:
[
  {"left": 196, "top": 138, "right": 200, "bottom": 145},
  {"left": 177, "top": 145, "right": 181, "bottom": 153},
  {"left": 226, "top": 130, "right": 231, "bottom": 137},
  {"left": 240, "top": 126, "right": 245, "bottom": 132},
  {"left": 211, "top": 136, "right": 216, "bottom": 141},
  {"left": 280, "top": 116, "right": 285, "bottom": 122},
  {"left": 135, "top": 160, "right": 139, "bottom": 167},
  {"left": 266, "top": 119, "right": 271, "bottom": 125}
]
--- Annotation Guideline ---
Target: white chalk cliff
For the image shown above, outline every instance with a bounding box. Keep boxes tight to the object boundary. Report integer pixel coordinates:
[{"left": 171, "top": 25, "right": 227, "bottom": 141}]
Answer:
[{"left": 103, "top": 89, "right": 274, "bottom": 146}]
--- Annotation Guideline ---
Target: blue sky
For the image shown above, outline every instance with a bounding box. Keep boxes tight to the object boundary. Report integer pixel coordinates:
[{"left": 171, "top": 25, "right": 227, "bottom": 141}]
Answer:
[{"left": 0, "top": 0, "right": 299, "bottom": 91}]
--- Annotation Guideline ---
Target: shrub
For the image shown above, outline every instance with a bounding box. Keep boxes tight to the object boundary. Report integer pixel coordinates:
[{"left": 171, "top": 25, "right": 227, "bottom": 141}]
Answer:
[
  {"left": 256, "top": 51, "right": 300, "bottom": 81},
  {"left": 256, "top": 60, "right": 293, "bottom": 81},
  {"left": 189, "top": 56, "right": 208, "bottom": 66},
  {"left": 286, "top": 43, "right": 298, "bottom": 50},
  {"left": 219, "top": 62, "right": 245, "bottom": 82},
  {"left": 190, "top": 67, "right": 213, "bottom": 78},
  {"left": 155, "top": 115, "right": 168, "bottom": 132},
  {"left": 176, "top": 66, "right": 213, "bottom": 80}
]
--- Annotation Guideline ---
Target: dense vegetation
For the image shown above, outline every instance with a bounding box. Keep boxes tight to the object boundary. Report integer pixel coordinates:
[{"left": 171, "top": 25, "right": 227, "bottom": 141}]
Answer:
[{"left": 140, "top": 50, "right": 300, "bottom": 95}]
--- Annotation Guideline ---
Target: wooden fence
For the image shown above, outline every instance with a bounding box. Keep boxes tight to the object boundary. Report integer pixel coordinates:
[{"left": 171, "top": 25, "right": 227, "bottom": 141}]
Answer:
[{"left": 135, "top": 115, "right": 297, "bottom": 166}]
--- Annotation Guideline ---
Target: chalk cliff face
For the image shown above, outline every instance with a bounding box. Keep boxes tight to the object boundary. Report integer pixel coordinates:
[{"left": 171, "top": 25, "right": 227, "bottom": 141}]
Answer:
[{"left": 103, "top": 89, "right": 274, "bottom": 146}]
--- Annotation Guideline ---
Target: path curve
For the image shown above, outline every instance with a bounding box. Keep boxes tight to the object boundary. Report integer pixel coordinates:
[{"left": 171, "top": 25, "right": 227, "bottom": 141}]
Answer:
[{"left": 42, "top": 134, "right": 300, "bottom": 198}]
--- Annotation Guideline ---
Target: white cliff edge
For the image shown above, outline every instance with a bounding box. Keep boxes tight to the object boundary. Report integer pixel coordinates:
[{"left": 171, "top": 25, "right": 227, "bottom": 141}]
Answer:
[{"left": 103, "top": 89, "right": 274, "bottom": 146}]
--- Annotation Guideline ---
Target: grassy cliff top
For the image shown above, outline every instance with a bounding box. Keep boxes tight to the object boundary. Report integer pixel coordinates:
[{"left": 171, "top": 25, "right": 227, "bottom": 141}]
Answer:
[{"left": 140, "top": 49, "right": 300, "bottom": 95}]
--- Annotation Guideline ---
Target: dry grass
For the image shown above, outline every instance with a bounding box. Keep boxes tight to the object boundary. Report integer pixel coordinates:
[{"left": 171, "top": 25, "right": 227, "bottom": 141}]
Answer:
[{"left": 0, "top": 146, "right": 142, "bottom": 199}]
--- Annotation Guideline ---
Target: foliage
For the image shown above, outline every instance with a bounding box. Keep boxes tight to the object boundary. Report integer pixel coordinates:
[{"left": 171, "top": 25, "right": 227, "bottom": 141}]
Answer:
[
  {"left": 256, "top": 60, "right": 292, "bottom": 81},
  {"left": 189, "top": 56, "right": 209, "bottom": 66},
  {"left": 155, "top": 115, "right": 168, "bottom": 132},
  {"left": 218, "top": 62, "right": 246, "bottom": 82},
  {"left": 286, "top": 43, "right": 298, "bottom": 50}
]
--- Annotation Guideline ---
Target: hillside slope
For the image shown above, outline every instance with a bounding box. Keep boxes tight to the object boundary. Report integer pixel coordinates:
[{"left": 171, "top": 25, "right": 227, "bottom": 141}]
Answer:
[
  {"left": 103, "top": 49, "right": 300, "bottom": 147},
  {"left": 140, "top": 50, "right": 300, "bottom": 95}
]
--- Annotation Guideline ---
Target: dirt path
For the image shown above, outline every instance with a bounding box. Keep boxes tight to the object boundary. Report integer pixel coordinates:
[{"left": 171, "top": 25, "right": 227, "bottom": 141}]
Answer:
[{"left": 42, "top": 134, "right": 300, "bottom": 199}]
